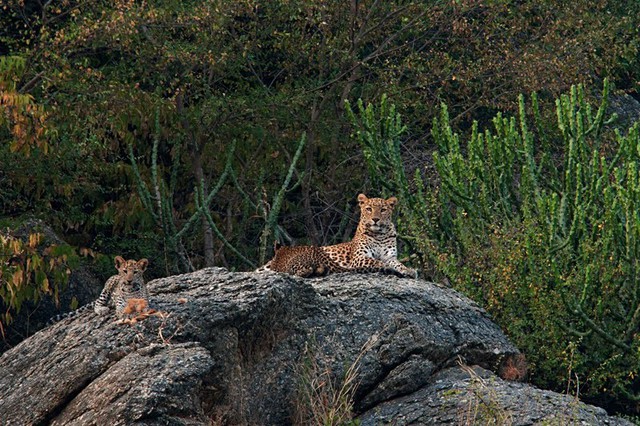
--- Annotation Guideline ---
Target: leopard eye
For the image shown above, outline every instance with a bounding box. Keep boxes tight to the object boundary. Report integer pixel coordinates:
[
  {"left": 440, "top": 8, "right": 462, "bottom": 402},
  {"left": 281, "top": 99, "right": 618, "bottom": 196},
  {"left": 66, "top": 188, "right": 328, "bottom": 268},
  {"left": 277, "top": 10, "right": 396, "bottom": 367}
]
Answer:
[
  {"left": 366, "top": 207, "right": 372, "bottom": 212},
  {"left": 381, "top": 208, "right": 387, "bottom": 212}
]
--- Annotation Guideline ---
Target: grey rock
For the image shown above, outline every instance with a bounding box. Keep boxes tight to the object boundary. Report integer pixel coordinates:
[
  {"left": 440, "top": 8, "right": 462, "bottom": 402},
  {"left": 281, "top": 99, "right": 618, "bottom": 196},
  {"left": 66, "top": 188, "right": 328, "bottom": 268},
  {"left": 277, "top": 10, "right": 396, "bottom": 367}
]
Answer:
[
  {"left": 359, "top": 365, "right": 633, "bottom": 425},
  {"left": 608, "top": 93, "right": 640, "bottom": 132},
  {"left": 52, "top": 343, "right": 213, "bottom": 425},
  {"left": 0, "top": 268, "right": 628, "bottom": 425}
]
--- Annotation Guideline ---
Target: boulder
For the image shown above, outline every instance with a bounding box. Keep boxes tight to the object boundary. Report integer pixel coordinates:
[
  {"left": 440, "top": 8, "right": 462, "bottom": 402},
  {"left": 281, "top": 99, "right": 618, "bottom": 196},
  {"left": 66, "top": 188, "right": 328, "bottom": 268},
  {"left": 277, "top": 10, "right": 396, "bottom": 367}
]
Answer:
[
  {"left": 608, "top": 93, "right": 640, "bottom": 132},
  {"left": 0, "top": 268, "right": 630, "bottom": 425},
  {"left": 359, "top": 365, "right": 630, "bottom": 425}
]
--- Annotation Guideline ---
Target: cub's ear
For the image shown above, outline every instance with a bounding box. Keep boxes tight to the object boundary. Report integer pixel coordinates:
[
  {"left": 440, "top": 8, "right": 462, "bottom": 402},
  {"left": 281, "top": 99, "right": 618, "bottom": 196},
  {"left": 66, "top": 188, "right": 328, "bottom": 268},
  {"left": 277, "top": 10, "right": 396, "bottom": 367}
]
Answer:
[
  {"left": 115, "top": 256, "right": 126, "bottom": 270},
  {"left": 386, "top": 196, "right": 398, "bottom": 208},
  {"left": 274, "top": 241, "right": 283, "bottom": 251},
  {"left": 357, "top": 193, "right": 368, "bottom": 205},
  {"left": 137, "top": 258, "right": 149, "bottom": 271}
]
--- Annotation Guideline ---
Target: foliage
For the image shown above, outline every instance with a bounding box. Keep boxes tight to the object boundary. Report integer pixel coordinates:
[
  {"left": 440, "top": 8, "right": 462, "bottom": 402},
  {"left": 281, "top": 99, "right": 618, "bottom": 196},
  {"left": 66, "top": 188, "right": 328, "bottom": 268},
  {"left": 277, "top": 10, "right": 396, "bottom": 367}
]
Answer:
[
  {"left": 357, "top": 81, "right": 640, "bottom": 413},
  {"left": 0, "top": 56, "right": 50, "bottom": 156},
  {"left": 293, "top": 337, "right": 373, "bottom": 426},
  {"left": 1, "top": 0, "right": 640, "bottom": 412},
  {"left": 345, "top": 94, "right": 446, "bottom": 277},
  {"left": 0, "top": 231, "right": 79, "bottom": 332},
  {"left": 128, "top": 108, "right": 307, "bottom": 272},
  {"left": 127, "top": 108, "right": 236, "bottom": 273},
  {"left": 0, "top": 57, "right": 81, "bottom": 332},
  {"left": 1, "top": 0, "right": 638, "bottom": 260}
]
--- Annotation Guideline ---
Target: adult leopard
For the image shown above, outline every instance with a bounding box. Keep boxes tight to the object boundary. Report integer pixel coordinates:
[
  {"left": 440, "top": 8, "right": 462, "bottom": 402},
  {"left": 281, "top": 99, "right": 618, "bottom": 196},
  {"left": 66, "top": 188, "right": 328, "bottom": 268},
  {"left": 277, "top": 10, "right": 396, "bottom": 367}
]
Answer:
[
  {"left": 320, "top": 194, "right": 417, "bottom": 278},
  {"left": 258, "top": 242, "right": 404, "bottom": 278}
]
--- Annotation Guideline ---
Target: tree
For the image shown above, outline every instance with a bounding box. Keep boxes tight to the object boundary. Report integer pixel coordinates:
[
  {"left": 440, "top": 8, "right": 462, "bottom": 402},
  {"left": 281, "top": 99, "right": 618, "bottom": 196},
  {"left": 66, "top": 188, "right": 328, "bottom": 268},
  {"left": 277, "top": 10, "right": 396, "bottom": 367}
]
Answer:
[{"left": 1, "top": 0, "right": 638, "bottom": 271}]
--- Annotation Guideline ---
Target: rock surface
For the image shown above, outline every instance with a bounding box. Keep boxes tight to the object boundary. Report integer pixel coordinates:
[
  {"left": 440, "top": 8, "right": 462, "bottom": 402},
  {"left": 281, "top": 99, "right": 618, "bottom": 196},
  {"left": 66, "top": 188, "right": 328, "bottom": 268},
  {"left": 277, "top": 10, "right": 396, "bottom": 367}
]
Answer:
[
  {"left": 359, "top": 365, "right": 630, "bottom": 425},
  {"left": 609, "top": 93, "right": 640, "bottom": 132},
  {"left": 0, "top": 268, "right": 630, "bottom": 425}
]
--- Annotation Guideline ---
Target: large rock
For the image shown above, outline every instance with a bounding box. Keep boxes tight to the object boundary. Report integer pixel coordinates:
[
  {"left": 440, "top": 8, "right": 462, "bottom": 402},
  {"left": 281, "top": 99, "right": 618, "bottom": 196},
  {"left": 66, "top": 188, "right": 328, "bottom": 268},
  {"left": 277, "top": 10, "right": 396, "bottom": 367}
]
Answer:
[
  {"left": 0, "top": 268, "right": 630, "bottom": 425},
  {"left": 359, "top": 365, "right": 629, "bottom": 425},
  {"left": 609, "top": 93, "right": 640, "bottom": 132}
]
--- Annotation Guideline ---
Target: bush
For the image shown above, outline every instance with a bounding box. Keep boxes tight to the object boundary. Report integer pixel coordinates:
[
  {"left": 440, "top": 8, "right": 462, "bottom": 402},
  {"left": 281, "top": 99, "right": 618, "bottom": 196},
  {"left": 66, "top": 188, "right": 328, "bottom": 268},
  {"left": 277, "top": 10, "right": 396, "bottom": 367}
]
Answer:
[
  {"left": 0, "top": 230, "right": 79, "bottom": 332},
  {"left": 355, "top": 81, "right": 640, "bottom": 415}
]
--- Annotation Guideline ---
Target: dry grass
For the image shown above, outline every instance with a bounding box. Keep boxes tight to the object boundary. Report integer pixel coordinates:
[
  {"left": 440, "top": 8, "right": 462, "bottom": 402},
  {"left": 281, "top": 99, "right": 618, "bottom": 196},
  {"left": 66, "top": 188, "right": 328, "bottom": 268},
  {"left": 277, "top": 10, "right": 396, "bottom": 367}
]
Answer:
[
  {"left": 498, "top": 353, "right": 528, "bottom": 382},
  {"left": 116, "top": 298, "right": 168, "bottom": 326},
  {"left": 457, "top": 361, "right": 514, "bottom": 426},
  {"left": 292, "top": 334, "right": 378, "bottom": 426}
]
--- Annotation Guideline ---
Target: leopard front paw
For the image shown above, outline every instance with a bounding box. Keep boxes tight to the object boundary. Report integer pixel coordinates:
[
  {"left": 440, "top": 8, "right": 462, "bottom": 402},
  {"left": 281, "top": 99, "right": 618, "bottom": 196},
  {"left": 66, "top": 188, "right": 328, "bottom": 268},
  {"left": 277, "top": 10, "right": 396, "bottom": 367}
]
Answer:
[{"left": 402, "top": 267, "right": 418, "bottom": 279}]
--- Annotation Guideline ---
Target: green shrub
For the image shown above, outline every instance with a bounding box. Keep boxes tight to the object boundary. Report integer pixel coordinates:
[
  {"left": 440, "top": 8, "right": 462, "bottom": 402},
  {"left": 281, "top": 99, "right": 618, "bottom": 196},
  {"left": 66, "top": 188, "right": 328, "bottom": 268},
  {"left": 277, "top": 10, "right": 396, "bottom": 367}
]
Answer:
[
  {"left": 0, "top": 231, "right": 79, "bottom": 332},
  {"left": 354, "top": 81, "right": 640, "bottom": 414}
]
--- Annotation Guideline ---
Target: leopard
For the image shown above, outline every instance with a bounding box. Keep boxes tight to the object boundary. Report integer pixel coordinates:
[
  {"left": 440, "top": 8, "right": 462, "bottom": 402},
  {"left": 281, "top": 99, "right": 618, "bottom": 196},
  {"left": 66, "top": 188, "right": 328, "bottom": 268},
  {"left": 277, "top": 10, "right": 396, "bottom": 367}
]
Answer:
[
  {"left": 320, "top": 194, "right": 417, "bottom": 278},
  {"left": 48, "top": 256, "right": 150, "bottom": 324},
  {"left": 94, "top": 256, "right": 150, "bottom": 316},
  {"left": 257, "top": 243, "right": 336, "bottom": 277},
  {"left": 257, "top": 242, "right": 405, "bottom": 278}
]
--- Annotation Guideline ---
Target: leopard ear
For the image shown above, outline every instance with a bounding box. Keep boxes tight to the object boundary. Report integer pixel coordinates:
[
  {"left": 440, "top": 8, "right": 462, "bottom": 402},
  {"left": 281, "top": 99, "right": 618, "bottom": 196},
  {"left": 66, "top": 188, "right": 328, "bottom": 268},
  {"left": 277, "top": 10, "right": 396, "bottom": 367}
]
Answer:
[
  {"left": 386, "top": 196, "right": 397, "bottom": 208},
  {"left": 274, "top": 241, "right": 283, "bottom": 251},
  {"left": 115, "top": 256, "right": 126, "bottom": 270},
  {"left": 137, "top": 258, "right": 149, "bottom": 271},
  {"left": 357, "top": 193, "right": 368, "bottom": 205}
]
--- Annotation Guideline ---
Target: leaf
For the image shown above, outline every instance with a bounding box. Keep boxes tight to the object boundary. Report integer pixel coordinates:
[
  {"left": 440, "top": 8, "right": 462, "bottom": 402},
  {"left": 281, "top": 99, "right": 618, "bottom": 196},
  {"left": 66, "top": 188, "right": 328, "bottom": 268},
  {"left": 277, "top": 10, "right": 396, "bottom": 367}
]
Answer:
[
  {"left": 12, "top": 270, "right": 23, "bottom": 288},
  {"left": 41, "top": 276, "right": 50, "bottom": 293}
]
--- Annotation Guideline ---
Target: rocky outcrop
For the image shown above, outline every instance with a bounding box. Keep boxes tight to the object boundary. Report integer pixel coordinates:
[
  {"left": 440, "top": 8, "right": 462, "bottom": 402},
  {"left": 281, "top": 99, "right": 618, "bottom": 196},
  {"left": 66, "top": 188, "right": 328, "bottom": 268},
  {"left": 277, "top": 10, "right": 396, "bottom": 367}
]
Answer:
[
  {"left": 609, "top": 93, "right": 640, "bottom": 132},
  {"left": 0, "top": 268, "right": 630, "bottom": 425},
  {"left": 359, "top": 365, "right": 629, "bottom": 425}
]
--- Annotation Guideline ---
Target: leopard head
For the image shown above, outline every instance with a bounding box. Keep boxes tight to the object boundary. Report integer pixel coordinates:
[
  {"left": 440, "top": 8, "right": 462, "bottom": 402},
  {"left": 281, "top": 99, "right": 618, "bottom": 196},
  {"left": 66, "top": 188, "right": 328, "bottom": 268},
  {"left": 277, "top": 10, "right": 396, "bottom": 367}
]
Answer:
[
  {"left": 115, "top": 256, "right": 148, "bottom": 285},
  {"left": 357, "top": 193, "right": 397, "bottom": 234}
]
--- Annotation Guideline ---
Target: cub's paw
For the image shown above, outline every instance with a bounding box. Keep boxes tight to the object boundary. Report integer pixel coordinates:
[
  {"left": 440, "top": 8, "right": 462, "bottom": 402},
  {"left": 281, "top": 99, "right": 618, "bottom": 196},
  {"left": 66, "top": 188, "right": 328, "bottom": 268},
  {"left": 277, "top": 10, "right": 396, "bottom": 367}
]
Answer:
[{"left": 295, "top": 266, "right": 315, "bottom": 278}]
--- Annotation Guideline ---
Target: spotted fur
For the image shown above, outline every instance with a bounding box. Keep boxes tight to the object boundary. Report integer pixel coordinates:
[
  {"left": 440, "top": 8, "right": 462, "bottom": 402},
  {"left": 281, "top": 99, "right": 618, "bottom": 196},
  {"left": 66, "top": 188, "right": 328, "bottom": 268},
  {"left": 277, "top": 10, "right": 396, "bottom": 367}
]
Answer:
[
  {"left": 48, "top": 256, "right": 150, "bottom": 325},
  {"left": 320, "top": 194, "right": 417, "bottom": 278},
  {"left": 258, "top": 243, "right": 336, "bottom": 277},
  {"left": 258, "top": 242, "right": 404, "bottom": 278}
]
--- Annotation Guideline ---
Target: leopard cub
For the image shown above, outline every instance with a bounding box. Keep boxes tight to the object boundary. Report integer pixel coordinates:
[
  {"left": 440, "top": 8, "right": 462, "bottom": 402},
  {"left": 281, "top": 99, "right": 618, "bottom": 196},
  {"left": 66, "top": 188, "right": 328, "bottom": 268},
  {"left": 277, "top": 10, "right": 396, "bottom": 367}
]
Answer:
[
  {"left": 48, "top": 255, "right": 150, "bottom": 324},
  {"left": 258, "top": 243, "right": 339, "bottom": 277},
  {"left": 94, "top": 256, "right": 150, "bottom": 317}
]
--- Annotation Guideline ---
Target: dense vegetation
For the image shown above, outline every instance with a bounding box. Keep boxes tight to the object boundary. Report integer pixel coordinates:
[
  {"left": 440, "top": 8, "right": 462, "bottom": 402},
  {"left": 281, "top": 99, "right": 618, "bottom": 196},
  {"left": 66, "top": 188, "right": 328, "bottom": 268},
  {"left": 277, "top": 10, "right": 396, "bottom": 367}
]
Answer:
[
  {"left": 353, "top": 81, "right": 640, "bottom": 416},
  {"left": 2, "top": 0, "right": 639, "bottom": 417}
]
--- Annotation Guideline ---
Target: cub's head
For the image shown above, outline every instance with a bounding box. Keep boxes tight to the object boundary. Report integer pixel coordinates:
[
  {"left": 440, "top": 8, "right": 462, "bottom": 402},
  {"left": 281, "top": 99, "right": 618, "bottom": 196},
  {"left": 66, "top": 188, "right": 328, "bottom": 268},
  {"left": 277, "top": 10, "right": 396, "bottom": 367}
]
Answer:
[
  {"left": 115, "top": 256, "right": 148, "bottom": 284},
  {"left": 357, "top": 193, "right": 397, "bottom": 233}
]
